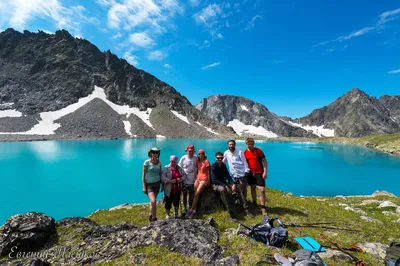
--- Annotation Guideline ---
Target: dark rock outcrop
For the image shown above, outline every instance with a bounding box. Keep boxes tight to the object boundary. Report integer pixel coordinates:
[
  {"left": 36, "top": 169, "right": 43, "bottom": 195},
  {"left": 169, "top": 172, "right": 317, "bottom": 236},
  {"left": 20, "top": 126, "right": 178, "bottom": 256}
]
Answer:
[
  {"left": 1, "top": 213, "right": 233, "bottom": 265},
  {"left": 295, "top": 89, "right": 400, "bottom": 137},
  {"left": 196, "top": 95, "right": 317, "bottom": 137},
  {"left": 0, "top": 28, "right": 235, "bottom": 139},
  {"left": 0, "top": 213, "right": 55, "bottom": 256}
]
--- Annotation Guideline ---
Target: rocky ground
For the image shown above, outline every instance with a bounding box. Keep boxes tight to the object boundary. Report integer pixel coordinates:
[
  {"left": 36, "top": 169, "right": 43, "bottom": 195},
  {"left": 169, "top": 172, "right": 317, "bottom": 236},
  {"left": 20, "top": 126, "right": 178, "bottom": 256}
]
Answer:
[{"left": 0, "top": 189, "right": 398, "bottom": 265}]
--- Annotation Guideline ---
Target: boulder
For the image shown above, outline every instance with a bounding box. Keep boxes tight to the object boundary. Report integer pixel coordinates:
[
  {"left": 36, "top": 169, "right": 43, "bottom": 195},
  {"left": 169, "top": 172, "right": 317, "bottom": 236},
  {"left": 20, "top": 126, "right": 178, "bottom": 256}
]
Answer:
[
  {"left": 360, "top": 216, "right": 383, "bottom": 224},
  {"left": 196, "top": 186, "right": 225, "bottom": 215},
  {"left": 0, "top": 212, "right": 55, "bottom": 256}
]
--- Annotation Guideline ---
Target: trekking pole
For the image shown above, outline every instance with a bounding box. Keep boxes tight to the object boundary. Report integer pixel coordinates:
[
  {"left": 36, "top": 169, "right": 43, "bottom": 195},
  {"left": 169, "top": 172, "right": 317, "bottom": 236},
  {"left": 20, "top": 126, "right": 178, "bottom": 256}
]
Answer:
[
  {"left": 284, "top": 223, "right": 360, "bottom": 232},
  {"left": 321, "top": 234, "right": 367, "bottom": 266}
]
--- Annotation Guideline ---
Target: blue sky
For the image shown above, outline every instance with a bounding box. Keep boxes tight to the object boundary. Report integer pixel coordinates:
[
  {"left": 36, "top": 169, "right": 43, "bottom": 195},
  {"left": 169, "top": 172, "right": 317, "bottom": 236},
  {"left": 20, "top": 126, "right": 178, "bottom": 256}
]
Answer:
[{"left": 0, "top": 0, "right": 399, "bottom": 118}]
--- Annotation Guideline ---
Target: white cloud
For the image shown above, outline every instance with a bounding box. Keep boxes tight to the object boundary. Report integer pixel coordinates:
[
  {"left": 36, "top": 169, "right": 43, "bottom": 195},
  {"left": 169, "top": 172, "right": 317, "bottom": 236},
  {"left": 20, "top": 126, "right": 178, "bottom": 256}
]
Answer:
[
  {"left": 129, "top": 32, "right": 155, "bottom": 47},
  {"left": 314, "top": 7, "right": 400, "bottom": 48},
  {"left": 112, "top": 32, "right": 123, "bottom": 39},
  {"left": 163, "top": 63, "right": 172, "bottom": 68},
  {"left": 124, "top": 51, "right": 139, "bottom": 66},
  {"left": 244, "top": 15, "right": 262, "bottom": 31},
  {"left": 106, "top": 0, "right": 183, "bottom": 33},
  {"left": 148, "top": 50, "right": 167, "bottom": 60},
  {"left": 379, "top": 8, "right": 400, "bottom": 24},
  {"left": 189, "top": 0, "right": 200, "bottom": 7},
  {"left": 201, "top": 61, "right": 220, "bottom": 70},
  {"left": 193, "top": 3, "right": 230, "bottom": 40},
  {"left": 388, "top": 69, "right": 400, "bottom": 74},
  {"left": 199, "top": 39, "right": 211, "bottom": 49},
  {"left": 0, "top": 0, "right": 98, "bottom": 36}
]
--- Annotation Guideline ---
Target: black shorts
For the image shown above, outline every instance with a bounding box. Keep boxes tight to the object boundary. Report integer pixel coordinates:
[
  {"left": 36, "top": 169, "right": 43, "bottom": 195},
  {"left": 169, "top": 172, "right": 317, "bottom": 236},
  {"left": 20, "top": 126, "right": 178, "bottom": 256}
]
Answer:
[
  {"left": 183, "top": 184, "right": 194, "bottom": 193},
  {"left": 146, "top": 182, "right": 161, "bottom": 194},
  {"left": 247, "top": 173, "right": 265, "bottom": 187}
]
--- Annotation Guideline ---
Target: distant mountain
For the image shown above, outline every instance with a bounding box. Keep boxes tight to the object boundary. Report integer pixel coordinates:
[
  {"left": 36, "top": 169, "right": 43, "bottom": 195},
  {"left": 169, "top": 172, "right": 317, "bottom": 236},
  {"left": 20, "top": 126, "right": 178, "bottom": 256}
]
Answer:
[
  {"left": 0, "top": 29, "right": 235, "bottom": 139},
  {"left": 379, "top": 95, "right": 400, "bottom": 125},
  {"left": 196, "top": 95, "right": 318, "bottom": 138},
  {"left": 293, "top": 89, "right": 400, "bottom": 137}
]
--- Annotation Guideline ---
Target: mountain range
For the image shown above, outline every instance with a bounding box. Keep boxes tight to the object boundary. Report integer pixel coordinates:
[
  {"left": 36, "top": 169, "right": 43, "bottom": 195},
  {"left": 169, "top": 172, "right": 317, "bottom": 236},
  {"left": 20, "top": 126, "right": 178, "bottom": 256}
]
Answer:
[{"left": 0, "top": 29, "right": 399, "bottom": 140}]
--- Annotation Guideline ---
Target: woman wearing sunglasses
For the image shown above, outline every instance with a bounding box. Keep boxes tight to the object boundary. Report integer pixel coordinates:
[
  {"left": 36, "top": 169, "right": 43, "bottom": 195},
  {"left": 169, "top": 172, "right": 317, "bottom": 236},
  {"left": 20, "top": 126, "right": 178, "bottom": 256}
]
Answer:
[
  {"left": 142, "top": 147, "right": 162, "bottom": 222},
  {"left": 188, "top": 149, "right": 210, "bottom": 218}
]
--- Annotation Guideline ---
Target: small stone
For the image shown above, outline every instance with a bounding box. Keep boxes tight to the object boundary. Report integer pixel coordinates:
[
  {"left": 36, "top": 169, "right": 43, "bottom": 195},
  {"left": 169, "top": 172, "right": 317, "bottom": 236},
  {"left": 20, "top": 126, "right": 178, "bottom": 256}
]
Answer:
[
  {"left": 382, "top": 211, "right": 399, "bottom": 217},
  {"left": 360, "top": 200, "right": 381, "bottom": 206},
  {"left": 360, "top": 216, "right": 383, "bottom": 224},
  {"left": 318, "top": 249, "right": 353, "bottom": 262},
  {"left": 357, "top": 243, "right": 388, "bottom": 260},
  {"left": 378, "top": 201, "right": 398, "bottom": 209},
  {"left": 344, "top": 207, "right": 366, "bottom": 215},
  {"left": 217, "top": 255, "right": 240, "bottom": 266}
]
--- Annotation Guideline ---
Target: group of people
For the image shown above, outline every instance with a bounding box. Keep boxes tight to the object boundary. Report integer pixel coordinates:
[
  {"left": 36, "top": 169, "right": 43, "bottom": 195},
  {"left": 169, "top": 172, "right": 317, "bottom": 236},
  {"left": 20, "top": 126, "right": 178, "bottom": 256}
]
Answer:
[{"left": 142, "top": 138, "right": 268, "bottom": 222}]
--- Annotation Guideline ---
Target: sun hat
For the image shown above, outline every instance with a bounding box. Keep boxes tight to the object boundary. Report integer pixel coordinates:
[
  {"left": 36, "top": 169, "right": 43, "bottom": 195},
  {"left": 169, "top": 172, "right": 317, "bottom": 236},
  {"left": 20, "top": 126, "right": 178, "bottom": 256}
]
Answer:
[
  {"left": 185, "top": 144, "right": 195, "bottom": 152},
  {"left": 148, "top": 147, "right": 161, "bottom": 158},
  {"left": 169, "top": 155, "right": 178, "bottom": 162}
]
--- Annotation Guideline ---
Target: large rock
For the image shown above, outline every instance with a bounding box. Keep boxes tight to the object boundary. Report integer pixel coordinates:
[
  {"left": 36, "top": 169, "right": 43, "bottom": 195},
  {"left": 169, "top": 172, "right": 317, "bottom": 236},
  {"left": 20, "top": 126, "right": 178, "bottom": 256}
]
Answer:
[
  {"left": 2, "top": 216, "right": 228, "bottom": 265},
  {"left": 357, "top": 243, "right": 388, "bottom": 260},
  {"left": 372, "top": 190, "right": 397, "bottom": 198},
  {"left": 0, "top": 212, "right": 55, "bottom": 256},
  {"left": 196, "top": 185, "right": 225, "bottom": 215}
]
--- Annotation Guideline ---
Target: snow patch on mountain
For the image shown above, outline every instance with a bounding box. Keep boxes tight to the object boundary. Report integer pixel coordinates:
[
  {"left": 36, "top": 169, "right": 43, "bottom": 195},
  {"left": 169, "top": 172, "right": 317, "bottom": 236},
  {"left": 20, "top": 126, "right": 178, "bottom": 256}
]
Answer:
[
  {"left": 240, "top": 105, "right": 249, "bottom": 112},
  {"left": 227, "top": 119, "right": 278, "bottom": 137},
  {"left": 171, "top": 110, "right": 190, "bottom": 124},
  {"left": 0, "top": 109, "right": 22, "bottom": 118},
  {"left": 196, "top": 121, "right": 219, "bottom": 135},
  {"left": 287, "top": 121, "right": 335, "bottom": 137}
]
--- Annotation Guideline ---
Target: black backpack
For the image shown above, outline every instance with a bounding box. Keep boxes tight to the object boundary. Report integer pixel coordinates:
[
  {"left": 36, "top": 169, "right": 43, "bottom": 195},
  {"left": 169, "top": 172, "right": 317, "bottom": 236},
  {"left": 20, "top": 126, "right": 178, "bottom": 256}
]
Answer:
[
  {"left": 244, "top": 216, "right": 288, "bottom": 248},
  {"left": 386, "top": 242, "right": 400, "bottom": 266}
]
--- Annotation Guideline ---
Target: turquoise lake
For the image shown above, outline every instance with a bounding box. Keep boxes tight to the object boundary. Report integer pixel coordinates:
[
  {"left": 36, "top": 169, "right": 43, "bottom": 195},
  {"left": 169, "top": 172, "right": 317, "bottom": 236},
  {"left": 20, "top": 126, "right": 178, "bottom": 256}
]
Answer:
[{"left": 1, "top": 138, "right": 399, "bottom": 225}]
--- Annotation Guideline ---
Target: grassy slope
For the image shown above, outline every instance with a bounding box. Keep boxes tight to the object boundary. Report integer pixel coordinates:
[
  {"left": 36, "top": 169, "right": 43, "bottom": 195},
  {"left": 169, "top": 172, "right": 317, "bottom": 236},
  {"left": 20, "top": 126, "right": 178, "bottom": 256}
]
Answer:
[{"left": 88, "top": 189, "right": 400, "bottom": 266}]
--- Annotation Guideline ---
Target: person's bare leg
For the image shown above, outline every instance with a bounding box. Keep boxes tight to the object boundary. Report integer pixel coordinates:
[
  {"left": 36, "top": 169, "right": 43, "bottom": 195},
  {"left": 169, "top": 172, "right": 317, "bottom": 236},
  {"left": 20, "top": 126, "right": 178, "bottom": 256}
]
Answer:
[
  {"left": 191, "top": 181, "right": 207, "bottom": 211},
  {"left": 241, "top": 183, "right": 247, "bottom": 200},
  {"left": 148, "top": 192, "right": 157, "bottom": 220},
  {"left": 251, "top": 184, "right": 257, "bottom": 203},
  {"left": 258, "top": 186, "right": 267, "bottom": 215}
]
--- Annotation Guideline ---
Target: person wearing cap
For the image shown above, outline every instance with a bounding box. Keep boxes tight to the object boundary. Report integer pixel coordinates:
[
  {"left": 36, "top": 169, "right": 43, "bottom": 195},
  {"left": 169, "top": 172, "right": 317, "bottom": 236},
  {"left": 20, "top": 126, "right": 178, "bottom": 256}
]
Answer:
[
  {"left": 211, "top": 151, "right": 237, "bottom": 221},
  {"left": 142, "top": 147, "right": 162, "bottom": 222},
  {"left": 161, "top": 155, "right": 186, "bottom": 219},
  {"left": 223, "top": 140, "right": 254, "bottom": 218},
  {"left": 188, "top": 149, "right": 210, "bottom": 219},
  {"left": 244, "top": 137, "right": 268, "bottom": 216},
  {"left": 179, "top": 144, "right": 198, "bottom": 217}
]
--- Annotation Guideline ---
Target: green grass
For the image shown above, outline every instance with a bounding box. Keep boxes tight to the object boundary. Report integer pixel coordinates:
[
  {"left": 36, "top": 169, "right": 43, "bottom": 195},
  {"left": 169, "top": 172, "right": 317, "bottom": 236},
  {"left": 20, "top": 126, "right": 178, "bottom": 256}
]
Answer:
[{"left": 89, "top": 188, "right": 400, "bottom": 265}]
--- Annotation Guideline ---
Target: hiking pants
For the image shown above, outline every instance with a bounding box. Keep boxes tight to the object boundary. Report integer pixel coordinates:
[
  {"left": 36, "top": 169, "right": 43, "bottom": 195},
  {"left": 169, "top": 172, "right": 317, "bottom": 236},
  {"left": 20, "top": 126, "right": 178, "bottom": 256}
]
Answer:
[
  {"left": 165, "top": 191, "right": 181, "bottom": 210},
  {"left": 233, "top": 177, "right": 249, "bottom": 210},
  {"left": 212, "top": 185, "right": 232, "bottom": 212}
]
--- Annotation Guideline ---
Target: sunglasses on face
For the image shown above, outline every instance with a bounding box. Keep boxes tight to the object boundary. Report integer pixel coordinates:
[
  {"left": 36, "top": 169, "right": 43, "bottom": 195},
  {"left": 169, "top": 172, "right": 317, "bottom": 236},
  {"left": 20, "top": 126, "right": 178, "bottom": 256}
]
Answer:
[
  {"left": 216, "top": 157, "right": 223, "bottom": 160},
  {"left": 151, "top": 151, "right": 159, "bottom": 154},
  {"left": 198, "top": 153, "right": 205, "bottom": 155}
]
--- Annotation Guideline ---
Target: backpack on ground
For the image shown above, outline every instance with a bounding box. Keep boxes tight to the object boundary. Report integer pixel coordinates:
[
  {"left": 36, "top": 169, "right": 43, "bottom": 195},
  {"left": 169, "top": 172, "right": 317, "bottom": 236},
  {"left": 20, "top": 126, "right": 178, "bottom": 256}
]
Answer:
[
  {"left": 293, "top": 249, "right": 326, "bottom": 266},
  {"left": 385, "top": 242, "right": 400, "bottom": 266},
  {"left": 241, "top": 216, "right": 288, "bottom": 248}
]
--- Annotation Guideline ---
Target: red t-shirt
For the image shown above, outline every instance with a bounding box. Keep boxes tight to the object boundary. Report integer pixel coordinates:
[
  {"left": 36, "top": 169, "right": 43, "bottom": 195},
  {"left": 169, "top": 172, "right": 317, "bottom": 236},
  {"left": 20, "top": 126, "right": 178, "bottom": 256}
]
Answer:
[
  {"left": 244, "top": 148, "right": 265, "bottom": 174},
  {"left": 197, "top": 159, "right": 210, "bottom": 181},
  {"left": 171, "top": 168, "right": 182, "bottom": 192}
]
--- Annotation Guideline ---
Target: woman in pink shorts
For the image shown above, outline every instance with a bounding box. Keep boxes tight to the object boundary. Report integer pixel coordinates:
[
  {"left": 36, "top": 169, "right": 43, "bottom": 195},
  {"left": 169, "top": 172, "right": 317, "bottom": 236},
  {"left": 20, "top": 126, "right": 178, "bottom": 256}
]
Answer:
[{"left": 188, "top": 149, "right": 210, "bottom": 218}]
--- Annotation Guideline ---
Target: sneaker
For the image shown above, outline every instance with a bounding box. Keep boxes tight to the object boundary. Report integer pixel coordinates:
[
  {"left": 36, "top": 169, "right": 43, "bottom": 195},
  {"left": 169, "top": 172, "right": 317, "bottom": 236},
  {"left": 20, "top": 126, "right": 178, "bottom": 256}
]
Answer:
[
  {"left": 188, "top": 210, "right": 196, "bottom": 219},
  {"left": 149, "top": 215, "right": 152, "bottom": 222},
  {"left": 245, "top": 210, "right": 254, "bottom": 218},
  {"left": 165, "top": 215, "right": 170, "bottom": 220}
]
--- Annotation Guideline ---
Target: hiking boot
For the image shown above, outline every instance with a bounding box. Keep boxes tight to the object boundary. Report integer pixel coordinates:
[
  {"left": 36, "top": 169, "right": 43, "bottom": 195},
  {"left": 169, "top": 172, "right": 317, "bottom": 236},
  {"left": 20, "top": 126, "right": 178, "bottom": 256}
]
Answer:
[
  {"left": 228, "top": 211, "right": 237, "bottom": 223},
  {"left": 245, "top": 210, "right": 254, "bottom": 218},
  {"left": 149, "top": 215, "right": 152, "bottom": 222},
  {"left": 151, "top": 217, "right": 157, "bottom": 222}
]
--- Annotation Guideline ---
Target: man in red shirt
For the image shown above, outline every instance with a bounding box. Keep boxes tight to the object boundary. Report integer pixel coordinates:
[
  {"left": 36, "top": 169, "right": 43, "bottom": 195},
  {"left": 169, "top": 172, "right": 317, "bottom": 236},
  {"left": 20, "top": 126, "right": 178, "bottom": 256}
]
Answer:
[{"left": 244, "top": 137, "right": 268, "bottom": 216}]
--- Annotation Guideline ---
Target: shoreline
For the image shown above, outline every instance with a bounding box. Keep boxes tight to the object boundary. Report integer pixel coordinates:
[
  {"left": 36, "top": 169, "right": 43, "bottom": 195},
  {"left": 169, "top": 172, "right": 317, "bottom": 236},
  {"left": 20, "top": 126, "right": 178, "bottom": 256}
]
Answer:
[{"left": 0, "top": 134, "right": 399, "bottom": 157}]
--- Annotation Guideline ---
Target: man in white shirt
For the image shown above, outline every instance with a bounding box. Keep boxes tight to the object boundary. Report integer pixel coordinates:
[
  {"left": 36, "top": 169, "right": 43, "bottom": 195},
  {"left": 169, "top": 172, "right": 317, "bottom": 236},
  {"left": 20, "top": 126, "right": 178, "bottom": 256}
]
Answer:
[
  {"left": 223, "top": 140, "right": 254, "bottom": 218},
  {"left": 179, "top": 144, "right": 198, "bottom": 217}
]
